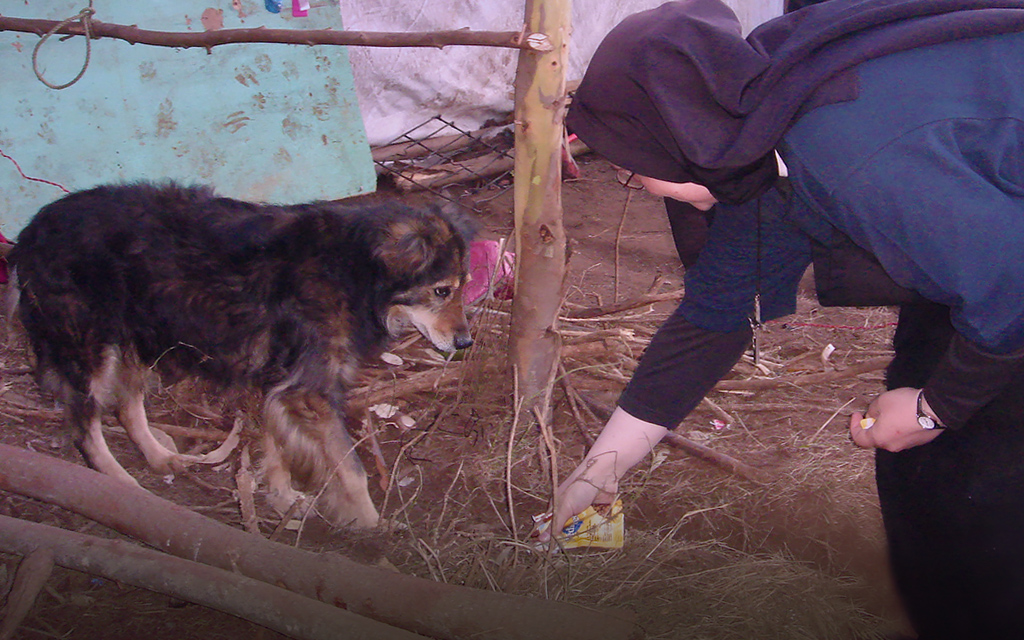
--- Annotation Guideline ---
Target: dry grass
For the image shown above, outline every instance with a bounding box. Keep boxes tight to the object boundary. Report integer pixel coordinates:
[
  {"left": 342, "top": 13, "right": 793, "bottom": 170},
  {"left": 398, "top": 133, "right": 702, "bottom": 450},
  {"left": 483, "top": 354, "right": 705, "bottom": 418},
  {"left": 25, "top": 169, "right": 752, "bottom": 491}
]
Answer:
[
  {"left": 335, "top": 290, "right": 903, "bottom": 639},
  {"left": 0, "top": 277, "right": 908, "bottom": 639}
]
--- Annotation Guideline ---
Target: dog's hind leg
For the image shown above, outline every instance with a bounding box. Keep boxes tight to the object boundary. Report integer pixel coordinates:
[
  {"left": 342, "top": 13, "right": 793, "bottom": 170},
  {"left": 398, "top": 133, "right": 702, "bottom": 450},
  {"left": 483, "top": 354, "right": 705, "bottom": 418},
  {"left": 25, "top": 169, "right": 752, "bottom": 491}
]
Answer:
[
  {"left": 114, "top": 360, "right": 185, "bottom": 475},
  {"left": 263, "top": 386, "right": 380, "bottom": 528},
  {"left": 76, "top": 403, "right": 141, "bottom": 487},
  {"left": 116, "top": 354, "right": 243, "bottom": 474},
  {"left": 73, "top": 348, "right": 142, "bottom": 486}
]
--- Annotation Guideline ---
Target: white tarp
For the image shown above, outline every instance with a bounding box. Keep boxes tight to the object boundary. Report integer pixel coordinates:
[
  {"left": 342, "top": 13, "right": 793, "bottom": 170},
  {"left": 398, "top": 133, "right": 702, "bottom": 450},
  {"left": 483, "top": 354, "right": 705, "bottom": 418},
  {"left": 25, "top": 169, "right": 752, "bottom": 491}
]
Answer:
[{"left": 339, "top": 1, "right": 784, "bottom": 146}]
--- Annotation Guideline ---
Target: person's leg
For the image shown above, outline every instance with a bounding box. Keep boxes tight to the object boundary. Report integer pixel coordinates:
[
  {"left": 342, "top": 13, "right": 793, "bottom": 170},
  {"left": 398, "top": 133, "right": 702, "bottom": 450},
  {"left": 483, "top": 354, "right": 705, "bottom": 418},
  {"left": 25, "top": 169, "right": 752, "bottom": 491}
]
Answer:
[{"left": 877, "top": 303, "right": 1024, "bottom": 639}]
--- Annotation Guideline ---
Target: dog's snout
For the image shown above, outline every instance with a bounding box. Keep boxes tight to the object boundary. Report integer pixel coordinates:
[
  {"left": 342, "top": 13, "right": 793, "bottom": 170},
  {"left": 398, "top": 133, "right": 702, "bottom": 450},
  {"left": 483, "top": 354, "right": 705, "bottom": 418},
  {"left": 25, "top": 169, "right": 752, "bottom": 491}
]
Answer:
[{"left": 454, "top": 333, "right": 474, "bottom": 351}]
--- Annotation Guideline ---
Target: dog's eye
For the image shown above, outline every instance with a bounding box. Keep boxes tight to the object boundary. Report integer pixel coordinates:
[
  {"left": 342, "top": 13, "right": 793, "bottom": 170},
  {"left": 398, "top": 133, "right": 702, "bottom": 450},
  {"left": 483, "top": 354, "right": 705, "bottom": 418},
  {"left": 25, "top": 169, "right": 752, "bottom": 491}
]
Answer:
[{"left": 434, "top": 286, "right": 452, "bottom": 299}]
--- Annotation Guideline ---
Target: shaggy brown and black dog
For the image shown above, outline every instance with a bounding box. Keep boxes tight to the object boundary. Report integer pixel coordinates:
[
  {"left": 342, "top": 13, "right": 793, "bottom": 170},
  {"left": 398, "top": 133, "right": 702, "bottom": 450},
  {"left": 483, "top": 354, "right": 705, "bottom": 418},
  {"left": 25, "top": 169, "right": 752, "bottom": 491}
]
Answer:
[{"left": 7, "top": 181, "right": 475, "bottom": 528}]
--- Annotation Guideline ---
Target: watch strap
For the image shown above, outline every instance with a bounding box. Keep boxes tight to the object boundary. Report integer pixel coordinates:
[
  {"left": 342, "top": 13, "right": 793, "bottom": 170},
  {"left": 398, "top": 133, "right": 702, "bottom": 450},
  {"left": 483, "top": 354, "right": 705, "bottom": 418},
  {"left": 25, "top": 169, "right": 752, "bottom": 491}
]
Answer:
[{"left": 917, "top": 390, "right": 945, "bottom": 430}]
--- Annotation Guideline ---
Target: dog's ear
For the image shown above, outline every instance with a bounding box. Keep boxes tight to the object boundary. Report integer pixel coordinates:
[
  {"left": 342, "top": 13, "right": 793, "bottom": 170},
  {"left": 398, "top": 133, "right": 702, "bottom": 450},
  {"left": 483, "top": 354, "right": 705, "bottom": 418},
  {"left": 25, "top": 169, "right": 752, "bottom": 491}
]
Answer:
[
  {"left": 374, "top": 217, "right": 446, "bottom": 281},
  {"left": 373, "top": 203, "right": 476, "bottom": 281},
  {"left": 437, "top": 201, "right": 479, "bottom": 244}
]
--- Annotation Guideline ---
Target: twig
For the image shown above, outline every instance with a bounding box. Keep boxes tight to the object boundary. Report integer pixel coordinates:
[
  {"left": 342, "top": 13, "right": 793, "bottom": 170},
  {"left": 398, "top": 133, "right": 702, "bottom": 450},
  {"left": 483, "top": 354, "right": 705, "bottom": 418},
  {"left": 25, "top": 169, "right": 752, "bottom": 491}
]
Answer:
[
  {"left": 561, "top": 288, "right": 685, "bottom": 320},
  {"left": 431, "top": 460, "right": 464, "bottom": 544},
  {"left": 235, "top": 444, "right": 260, "bottom": 535},
  {"left": 714, "top": 356, "right": 892, "bottom": 392},
  {"left": 558, "top": 363, "right": 596, "bottom": 448},
  {"left": 808, "top": 397, "right": 858, "bottom": 444},
  {"left": 0, "top": 367, "right": 33, "bottom": 377},
  {"left": 348, "top": 364, "right": 463, "bottom": 409},
  {"left": 506, "top": 373, "right": 524, "bottom": 543},
  {"left": 0, "top": 547, "right": 54, "bottom": 640},
  {"left": 0, "top": 392, "right": 57, "bottom": 415},
  {"left": 371, "top": 124, "right": 510, "bottom": 163},
  {"left": 613, "top": 188, "right": 634, "bottom": 302},
  {"left": 268, "top": 499, "right": 305, "bottom": 543},
  {"left": 391, "top": 150, "right": 514, "bottom": 192},
  {"left": 661, "top": 432, "right": 771, "bottom": 484},
  {"left": 362, "top": 416, "right": 392, "bottom": 492},
  {"left": 534, "top": 406, "right": 559, "bottom": 516},
  {"left": 700, "top": 396, "right": 736, "bottom": 427},
  {"left": 151, "top": 421, "right": 231, "bottom": 442}
]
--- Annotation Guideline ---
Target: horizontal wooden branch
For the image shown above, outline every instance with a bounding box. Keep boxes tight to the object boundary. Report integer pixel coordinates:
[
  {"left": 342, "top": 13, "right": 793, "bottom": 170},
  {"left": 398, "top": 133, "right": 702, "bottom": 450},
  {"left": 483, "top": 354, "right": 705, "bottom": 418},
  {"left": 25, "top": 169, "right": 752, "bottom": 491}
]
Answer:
[
  {"left": 0, "top": 444, "right": 643, "bottom": 640},
  {"left": 0, "top": 516, "right": 427, "bottom": 640},
  {"left": 0, "top": 16, "right": 552, "bottom": 51}
]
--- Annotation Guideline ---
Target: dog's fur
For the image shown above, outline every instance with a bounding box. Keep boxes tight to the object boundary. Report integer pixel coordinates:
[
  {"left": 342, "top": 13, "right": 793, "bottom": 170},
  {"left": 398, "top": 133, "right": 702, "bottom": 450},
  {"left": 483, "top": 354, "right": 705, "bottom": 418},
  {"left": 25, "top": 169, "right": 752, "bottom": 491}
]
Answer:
[{"left": 7, "top": 181, "right": 475, "bottom": 528}]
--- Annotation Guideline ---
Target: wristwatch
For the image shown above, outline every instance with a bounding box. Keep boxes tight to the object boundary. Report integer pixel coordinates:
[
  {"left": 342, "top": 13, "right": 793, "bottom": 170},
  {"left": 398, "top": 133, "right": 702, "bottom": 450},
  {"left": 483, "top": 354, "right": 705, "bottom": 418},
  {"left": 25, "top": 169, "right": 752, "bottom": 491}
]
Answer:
[{"left": 916, "top": 390, "right": 945, "bottom": 430}]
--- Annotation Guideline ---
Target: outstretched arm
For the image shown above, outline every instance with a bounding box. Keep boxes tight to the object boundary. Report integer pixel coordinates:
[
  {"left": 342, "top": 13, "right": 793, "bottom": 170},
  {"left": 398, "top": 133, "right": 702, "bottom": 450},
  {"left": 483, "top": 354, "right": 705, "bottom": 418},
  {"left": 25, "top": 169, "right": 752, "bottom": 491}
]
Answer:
[{"left": 540, "top": 316, "right": 750, "bottom": 542}]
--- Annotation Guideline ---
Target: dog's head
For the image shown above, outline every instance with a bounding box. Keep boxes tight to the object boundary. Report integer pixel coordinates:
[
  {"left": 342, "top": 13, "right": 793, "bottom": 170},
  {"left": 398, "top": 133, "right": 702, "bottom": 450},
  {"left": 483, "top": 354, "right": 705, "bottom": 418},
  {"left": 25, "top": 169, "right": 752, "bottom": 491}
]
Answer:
[{"left": 375, "top": 203, "right": 477, "bottom": 353}]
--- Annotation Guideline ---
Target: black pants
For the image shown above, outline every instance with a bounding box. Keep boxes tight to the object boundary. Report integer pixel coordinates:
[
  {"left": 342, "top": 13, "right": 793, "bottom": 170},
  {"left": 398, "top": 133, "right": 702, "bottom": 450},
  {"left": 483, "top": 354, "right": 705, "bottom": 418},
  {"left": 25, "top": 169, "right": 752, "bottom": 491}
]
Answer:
[{"left": 878, "top": 303, "right": 1024, "bottom": 639}]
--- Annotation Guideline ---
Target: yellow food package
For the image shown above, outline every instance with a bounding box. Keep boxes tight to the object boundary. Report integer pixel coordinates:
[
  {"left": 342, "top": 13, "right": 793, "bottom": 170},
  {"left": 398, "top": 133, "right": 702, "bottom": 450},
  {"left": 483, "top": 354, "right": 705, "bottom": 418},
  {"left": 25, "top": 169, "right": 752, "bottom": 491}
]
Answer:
[{"left": 533, "top": 499, "right": 625, "bottom": 549}]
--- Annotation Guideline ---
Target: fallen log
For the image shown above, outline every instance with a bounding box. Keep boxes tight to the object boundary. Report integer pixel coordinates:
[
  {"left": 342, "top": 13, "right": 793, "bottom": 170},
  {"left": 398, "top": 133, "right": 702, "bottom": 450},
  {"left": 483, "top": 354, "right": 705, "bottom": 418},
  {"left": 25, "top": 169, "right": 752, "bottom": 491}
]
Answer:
[
  {"left": 0, "top": 444, "right": 643, "bottom": 640},
  {"left": 0, "top": 516, "right": 428, "bottom": 640}
]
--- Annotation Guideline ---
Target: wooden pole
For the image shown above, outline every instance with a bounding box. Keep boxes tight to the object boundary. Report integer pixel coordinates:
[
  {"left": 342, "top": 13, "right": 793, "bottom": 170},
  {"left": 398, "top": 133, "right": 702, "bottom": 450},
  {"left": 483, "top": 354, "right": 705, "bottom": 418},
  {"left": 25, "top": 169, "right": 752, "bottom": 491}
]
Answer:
[
  {"left": 510, "top": 0, "right": 570, "bottom": 420},
  {"left": 0, "top": 16, "right": 553, "bottom": 52}
]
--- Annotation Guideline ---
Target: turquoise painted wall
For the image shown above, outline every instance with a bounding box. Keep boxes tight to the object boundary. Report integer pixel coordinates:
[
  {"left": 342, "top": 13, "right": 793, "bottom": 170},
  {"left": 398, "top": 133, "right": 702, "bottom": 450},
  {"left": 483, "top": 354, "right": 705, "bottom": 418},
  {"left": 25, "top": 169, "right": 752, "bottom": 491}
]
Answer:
[{"left": 0, "top": 1, "right": 375, "bottom": 238}]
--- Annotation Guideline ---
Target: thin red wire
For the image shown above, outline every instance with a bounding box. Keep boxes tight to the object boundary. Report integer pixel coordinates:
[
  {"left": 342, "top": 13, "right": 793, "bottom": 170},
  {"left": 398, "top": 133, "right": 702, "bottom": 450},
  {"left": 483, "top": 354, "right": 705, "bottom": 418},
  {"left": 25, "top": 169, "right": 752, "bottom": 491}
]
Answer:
[{"left": 0, "top": 148, "right": 70, "bottom": 193}]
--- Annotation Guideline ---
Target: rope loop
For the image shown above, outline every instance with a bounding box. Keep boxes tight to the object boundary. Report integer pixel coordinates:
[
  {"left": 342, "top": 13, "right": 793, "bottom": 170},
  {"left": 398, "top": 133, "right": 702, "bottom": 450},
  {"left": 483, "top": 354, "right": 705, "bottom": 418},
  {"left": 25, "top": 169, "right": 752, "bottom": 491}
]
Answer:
[{"left": 32, "top": 2, "right": 96, "bottom": 90}]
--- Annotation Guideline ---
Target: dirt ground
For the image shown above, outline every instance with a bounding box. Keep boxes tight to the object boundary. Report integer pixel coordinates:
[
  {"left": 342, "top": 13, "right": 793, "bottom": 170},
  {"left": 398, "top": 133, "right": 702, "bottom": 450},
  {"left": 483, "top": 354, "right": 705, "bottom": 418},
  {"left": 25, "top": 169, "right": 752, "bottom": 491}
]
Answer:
[{"left": 0, "top": 154, "right": 914, "bottom": 639}]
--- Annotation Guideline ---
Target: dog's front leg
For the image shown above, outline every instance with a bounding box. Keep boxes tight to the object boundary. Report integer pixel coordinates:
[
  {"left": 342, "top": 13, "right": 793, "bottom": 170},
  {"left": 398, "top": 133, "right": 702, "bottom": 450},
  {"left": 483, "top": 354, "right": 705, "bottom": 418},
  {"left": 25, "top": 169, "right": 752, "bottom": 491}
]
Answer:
[{"left": 262, "top": 386, "right": 380, "bottom": 529}]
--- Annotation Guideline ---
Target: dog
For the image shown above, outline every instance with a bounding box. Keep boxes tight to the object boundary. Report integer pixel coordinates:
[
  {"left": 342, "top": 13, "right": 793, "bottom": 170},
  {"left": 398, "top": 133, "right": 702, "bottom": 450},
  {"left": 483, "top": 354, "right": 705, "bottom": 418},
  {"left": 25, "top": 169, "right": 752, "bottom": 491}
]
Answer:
[{"left": 6, "top": 181, "right": 475, "bottom": 528}]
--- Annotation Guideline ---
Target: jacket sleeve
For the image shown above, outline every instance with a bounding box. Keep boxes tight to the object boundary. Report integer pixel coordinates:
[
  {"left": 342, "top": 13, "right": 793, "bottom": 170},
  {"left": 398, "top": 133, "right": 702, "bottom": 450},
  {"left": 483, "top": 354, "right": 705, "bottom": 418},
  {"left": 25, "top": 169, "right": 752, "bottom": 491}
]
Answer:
[
  {"left": 619, "top": 191, "right": 810, "bottom": 429},
  {"left": 618, "top": 311, "right": 750, "bottom": 429},
  {"left": 923, "top": 335, "right": 1024, "bottom": 430}
]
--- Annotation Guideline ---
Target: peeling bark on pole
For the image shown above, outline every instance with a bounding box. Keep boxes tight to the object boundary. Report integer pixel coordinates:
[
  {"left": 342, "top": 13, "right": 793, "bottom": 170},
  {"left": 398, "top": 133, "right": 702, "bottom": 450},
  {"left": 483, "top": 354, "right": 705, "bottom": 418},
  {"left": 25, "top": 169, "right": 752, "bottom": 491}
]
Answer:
[{"left": 510, "top": 0, "right": 570, "bottom": 419}]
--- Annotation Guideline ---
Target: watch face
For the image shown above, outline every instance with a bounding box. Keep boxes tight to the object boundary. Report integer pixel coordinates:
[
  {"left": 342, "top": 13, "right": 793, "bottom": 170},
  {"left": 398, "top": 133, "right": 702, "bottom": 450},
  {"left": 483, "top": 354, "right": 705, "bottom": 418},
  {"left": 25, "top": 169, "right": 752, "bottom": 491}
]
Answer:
[{"left": 918, "top": 415, "right": 937, "bottom": 430}]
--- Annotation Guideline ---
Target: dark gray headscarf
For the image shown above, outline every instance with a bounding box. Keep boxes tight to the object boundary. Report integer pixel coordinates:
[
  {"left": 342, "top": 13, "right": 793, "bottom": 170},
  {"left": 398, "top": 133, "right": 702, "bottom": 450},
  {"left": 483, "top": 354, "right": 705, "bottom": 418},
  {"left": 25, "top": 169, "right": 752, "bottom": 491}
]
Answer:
[{"left": 567, "top": 0, "right": 1024, "bottom": 203}]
